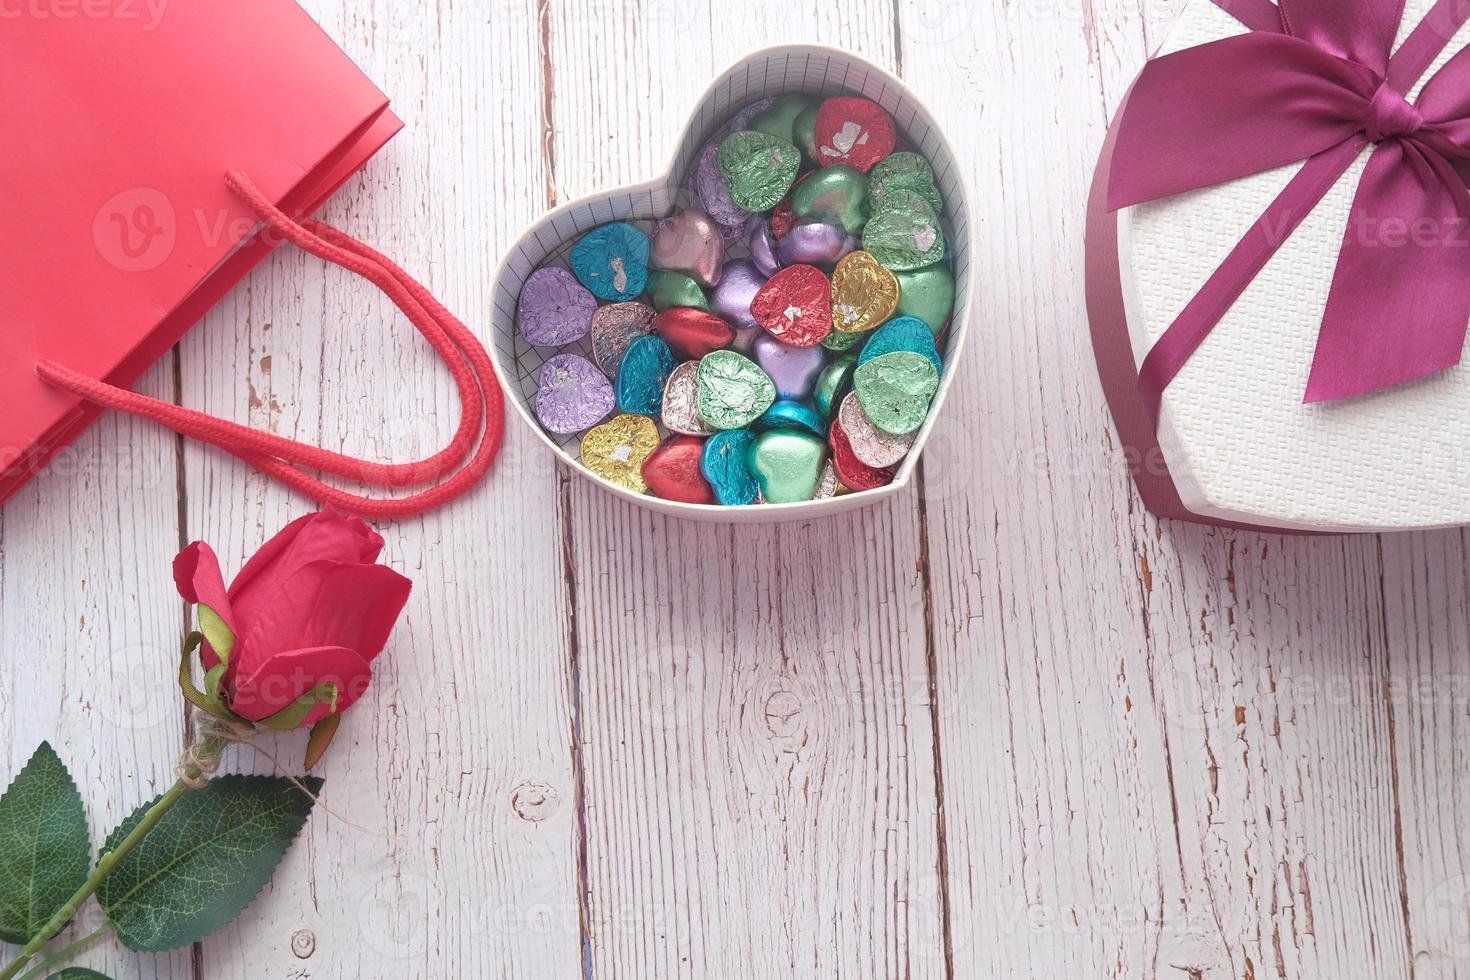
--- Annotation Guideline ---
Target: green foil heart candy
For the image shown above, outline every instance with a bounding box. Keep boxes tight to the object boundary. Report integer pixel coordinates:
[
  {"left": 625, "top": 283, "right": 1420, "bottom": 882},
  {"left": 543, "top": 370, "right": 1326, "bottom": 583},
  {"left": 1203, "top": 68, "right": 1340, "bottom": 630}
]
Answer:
[
  {"left": 894, "top": 265, "right": 955, "bottom": 335},
  {"left": 863, "top": 188, "right": 946, "bottom": 271},
  {"left": 647, "top": 270, "right": 710, "bottom": 311},
  {"left": 821, "top": 328, "right": 865, "bottom": 352},
  {"left": 853, "top": 351, "right": 939, "bottom": 436},
  {"left": 813, "top": 353, "right": 858, "bottom": 420},
  {"left": 695, "top": 350, "right": 777, "bottom": 430},
  {"left": 793, "top": 102, "right": 820, "bottom": 162},
  {"left": 749, "top": 94, "right": 816, "bottom": 144},
  {"left": 868, "top": 151, "right": 943, "bottom": 215},
  {"left": 717, "top": 131, "right": 802, "bottom": 212},
  {"left": 748, "top": 430, "right": 828, "bottom": 503},
  {"left": 791, "top": 165, "right": 870, "bottom": 235}
]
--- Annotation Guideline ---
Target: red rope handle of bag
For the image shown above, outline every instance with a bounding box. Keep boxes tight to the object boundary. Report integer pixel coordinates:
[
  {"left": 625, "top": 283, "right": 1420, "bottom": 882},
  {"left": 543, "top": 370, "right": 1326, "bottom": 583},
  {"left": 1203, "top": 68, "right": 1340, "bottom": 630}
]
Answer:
[{"left": 35, "top": 170, "right": 504, "bottom": 519}]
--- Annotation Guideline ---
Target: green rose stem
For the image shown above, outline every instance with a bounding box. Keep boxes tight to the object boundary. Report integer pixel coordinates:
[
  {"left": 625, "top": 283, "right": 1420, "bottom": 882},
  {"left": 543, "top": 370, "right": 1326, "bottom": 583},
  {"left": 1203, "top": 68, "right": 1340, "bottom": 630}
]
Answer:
[
  {"left": 0, "top": 735, "right": 230, "bottom": 980},
  {"left": 14, "top": 924, "right": 112, "bottom": 980}
]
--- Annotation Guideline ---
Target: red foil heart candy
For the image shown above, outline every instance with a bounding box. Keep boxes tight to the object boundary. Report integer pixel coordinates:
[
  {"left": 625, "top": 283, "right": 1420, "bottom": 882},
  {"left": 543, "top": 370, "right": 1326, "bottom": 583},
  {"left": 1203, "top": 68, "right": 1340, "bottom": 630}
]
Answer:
[
  {"left": 641, "top": 435, "right": 716, "bottom": 504},
  {"left": 829, "top": 417, "right": 896, "bottom": 491},
  {"left": 751, "top": 264, "right": 833, "bottom": 348},
  {"left": 814, "top": 97, "right": 896, "bottom": 173},
  {"left": 655, "top": 307, "right": 736, "bottom": 360}
]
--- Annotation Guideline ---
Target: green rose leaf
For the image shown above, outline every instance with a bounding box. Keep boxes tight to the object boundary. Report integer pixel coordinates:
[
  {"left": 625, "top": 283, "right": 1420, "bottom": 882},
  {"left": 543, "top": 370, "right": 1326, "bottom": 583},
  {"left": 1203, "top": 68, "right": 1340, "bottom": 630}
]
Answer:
[
  {"left": 97, "top": 775, "right": 322, "bottom": 952},
  {"left": 46, "top": 970, "right": 113, "bottom": 979},
  {"left": 0, "top": 743, "right": 90, "bottom": 945}
]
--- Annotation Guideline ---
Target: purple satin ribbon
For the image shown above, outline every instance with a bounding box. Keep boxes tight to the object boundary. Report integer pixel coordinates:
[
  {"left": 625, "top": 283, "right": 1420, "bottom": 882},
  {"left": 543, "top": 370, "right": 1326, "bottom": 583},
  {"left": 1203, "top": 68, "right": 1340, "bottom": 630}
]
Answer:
[{"left": 1109, "top": 0, "right": 1470, "bottom": 419}]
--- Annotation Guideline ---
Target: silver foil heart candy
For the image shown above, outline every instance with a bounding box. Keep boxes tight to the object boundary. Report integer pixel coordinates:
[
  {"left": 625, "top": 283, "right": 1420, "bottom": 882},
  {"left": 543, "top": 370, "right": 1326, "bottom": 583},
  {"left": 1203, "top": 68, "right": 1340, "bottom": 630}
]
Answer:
[{"left": 661, "top": 360, "right": 715, "bottom": 436}]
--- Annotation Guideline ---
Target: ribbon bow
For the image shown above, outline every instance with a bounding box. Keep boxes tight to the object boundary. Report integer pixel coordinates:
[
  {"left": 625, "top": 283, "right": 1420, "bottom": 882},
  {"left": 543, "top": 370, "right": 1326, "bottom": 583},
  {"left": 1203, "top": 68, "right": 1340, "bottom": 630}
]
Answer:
[{"left": 1109, "top": 0, "right": 1470, "bottom": 415}]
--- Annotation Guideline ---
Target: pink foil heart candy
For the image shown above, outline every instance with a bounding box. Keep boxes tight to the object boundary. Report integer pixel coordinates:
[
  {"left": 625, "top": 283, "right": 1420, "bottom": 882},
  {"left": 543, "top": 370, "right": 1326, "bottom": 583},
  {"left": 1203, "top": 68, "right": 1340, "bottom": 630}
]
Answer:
[
  {"left": 590, "top": 302, "right": 656, "bottom": 377},
  {"left": 652, "top": 209, "right": 725, "bottom": 288}
]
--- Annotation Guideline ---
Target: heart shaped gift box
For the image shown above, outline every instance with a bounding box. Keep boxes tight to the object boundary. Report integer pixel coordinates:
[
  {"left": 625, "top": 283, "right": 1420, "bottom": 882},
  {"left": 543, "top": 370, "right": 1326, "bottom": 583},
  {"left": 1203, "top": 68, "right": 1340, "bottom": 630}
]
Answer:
[
  {"left": 1089, "top": 0, "right": 1470, "bottom": 533},
  {"left": 490, "top": 45, "right": 973, "bottom": 523}
]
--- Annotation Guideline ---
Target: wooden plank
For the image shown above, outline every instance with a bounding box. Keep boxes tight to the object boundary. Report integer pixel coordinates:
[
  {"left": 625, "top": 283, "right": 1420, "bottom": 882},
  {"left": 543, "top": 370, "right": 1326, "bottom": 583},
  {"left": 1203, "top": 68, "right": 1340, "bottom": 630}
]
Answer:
[
  {"left": 900, "top": 0, "right": 1464, "bottom": 976},
  {"left": 1379, "top": 531, "right": 1470, "bottom": 979},
  {"left": 174, "top": 2, "right": 582, "bottom": 977},
  {"left": 543, "top": 2, "right": 947, "bottom": 977},
  {"left": 0, "top": 359, "right": 191, "bottom": 980}
]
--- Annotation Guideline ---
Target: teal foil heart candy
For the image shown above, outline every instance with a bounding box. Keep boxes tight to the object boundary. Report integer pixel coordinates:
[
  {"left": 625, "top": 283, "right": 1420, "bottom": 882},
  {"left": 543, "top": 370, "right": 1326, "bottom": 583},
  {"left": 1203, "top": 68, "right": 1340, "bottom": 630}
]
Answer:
[
  {"left": 717, "top": 131, "right": 802, "bottom": 212},
  {"left": 571, "top": 222, "right": 650, "bottom": 301},
  {"left": 792, "top": 165, "right": 870, "bottom": 235},
  {"left": 616, "top": 335, "right": 678, "bottom": 414},
  {"left": 695, "top": 349, "right": 777, "bottom": 429},
  {"left": 748, "top": 430, "right": 828, "bottom": 503},
  {"left": 853, "top": 350, "right": 939, "bottom": 436},
  {"left": 859, "top": 316, "right": 942, "bottom": 375},
  {"left": 754, "top": 400, "right": 827, "bottom": 438},
  {"left": 863, "top": 189, "right": 945, "bottom": 271},
  {"left": 701, "top": 429, "right": 761, "bottom": 505},
  {"left": 894, "top": 265, "right": 955, "bottom": 335}
]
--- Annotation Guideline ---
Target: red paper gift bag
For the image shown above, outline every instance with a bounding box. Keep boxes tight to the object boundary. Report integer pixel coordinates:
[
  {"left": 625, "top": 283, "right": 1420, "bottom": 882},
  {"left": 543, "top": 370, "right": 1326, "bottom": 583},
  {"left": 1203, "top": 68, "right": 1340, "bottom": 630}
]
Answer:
[{"left": 0, "top": 0, "right": 501, "bottom": 518}]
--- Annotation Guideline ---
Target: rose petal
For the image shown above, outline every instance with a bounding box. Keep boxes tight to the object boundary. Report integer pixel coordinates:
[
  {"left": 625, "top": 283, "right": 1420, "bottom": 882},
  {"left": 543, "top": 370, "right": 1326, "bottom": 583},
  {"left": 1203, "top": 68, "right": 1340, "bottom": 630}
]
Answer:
[
  {"left": 172, "top": 542, "right": 235, "bottom": 671},
  {"left": 230, "top": 509, "right": 385, "bottom": 618},
  {"left": 234, "top": 562, "right": 411, "bottom": 675},
  {"left": 227, "top": 644, "right": 373, "bottom": 725}
]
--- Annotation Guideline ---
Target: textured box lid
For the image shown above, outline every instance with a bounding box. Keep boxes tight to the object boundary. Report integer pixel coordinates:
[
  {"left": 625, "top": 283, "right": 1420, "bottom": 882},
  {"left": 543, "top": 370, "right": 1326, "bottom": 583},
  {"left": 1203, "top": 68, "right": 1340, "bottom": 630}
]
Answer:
[{"left": 1117, "top": 0, "right": 1470, "bottom": 532}]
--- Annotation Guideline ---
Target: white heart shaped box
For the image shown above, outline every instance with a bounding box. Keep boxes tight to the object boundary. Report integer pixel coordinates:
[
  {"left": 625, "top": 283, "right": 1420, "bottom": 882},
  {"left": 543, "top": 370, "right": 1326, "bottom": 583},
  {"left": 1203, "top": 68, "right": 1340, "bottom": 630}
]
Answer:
[
  {"left": 489, "top": 45, "right": 973, "bottom": 523},
  {"left": 1096, "top": 0, "right": 1470, "bottom": 533}
]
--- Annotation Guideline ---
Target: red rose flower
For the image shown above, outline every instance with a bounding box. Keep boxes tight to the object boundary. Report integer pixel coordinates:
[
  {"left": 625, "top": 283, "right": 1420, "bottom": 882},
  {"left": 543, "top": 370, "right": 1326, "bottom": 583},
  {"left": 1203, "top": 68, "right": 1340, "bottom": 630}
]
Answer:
[{"left": 172, "top": 509, "right": 412, "bottom": 728}]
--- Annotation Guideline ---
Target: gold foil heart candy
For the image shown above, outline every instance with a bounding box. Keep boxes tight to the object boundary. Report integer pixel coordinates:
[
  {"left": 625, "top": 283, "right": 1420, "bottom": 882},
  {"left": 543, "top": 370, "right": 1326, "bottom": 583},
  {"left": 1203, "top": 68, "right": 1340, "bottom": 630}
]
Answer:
[
  {"left": 580, "top": 414, "right": 660, "bottom": 493},
  {"left": 830, "top": 250, "right": 899, "bottom": 334}
]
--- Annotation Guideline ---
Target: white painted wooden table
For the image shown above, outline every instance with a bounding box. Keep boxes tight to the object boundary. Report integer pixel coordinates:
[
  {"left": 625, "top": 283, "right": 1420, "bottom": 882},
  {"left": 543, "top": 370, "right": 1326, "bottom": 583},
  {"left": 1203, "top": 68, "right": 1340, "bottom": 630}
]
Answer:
[{"left": 3, "top": 0, "right": 1469, "bottom": 977}]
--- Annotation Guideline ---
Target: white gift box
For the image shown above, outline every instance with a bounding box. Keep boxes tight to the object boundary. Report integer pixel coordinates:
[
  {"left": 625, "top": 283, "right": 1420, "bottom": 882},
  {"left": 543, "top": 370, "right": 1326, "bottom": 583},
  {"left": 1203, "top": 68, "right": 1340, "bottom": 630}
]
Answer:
[
  {"left": 490, "top": 45, "right": 973, "bottom": 524},
  {"left": 1093, "top": 0, "right": 1470, "bottom": 533}
]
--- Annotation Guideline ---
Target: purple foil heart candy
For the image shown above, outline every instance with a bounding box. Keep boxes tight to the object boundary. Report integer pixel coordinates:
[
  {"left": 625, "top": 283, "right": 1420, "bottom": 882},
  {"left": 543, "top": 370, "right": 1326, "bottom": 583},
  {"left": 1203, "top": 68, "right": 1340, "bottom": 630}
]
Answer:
[
  {"left": 534, "top": 353, "right": 615, "bottom": 435},
  {"left": 753, "top": 333, "right": 826, "bottom": 401},
  {"left": 776, "top": 222, "right": 858, "bottom": 269},
  {"left": 518, "top": 267, "right": 596, "bottom": 347}
]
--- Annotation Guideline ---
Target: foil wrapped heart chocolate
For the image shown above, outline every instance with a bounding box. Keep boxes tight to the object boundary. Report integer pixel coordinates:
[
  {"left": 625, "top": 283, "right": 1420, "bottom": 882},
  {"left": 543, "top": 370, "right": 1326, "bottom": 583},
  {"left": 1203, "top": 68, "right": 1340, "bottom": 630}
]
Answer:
[{"left": 490, "top": 45, "right": 971, "bottom": 522}]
